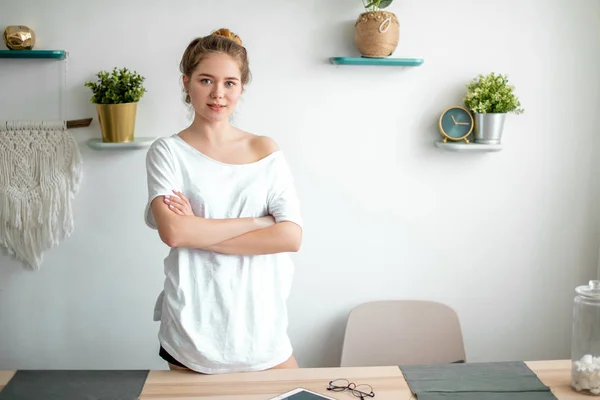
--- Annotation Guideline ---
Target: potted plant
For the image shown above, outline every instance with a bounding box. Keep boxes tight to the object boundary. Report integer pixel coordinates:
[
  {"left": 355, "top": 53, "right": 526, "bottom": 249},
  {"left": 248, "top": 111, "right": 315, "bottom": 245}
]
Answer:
[
  {"left": 463, "top": 72, "right": 524, "bottom": 144},
  {"left": 84, "top": 67, "right": 146, "bottom": 143},
  {"left": 355, "top": 0, "right": 399, "bottom": 58}
]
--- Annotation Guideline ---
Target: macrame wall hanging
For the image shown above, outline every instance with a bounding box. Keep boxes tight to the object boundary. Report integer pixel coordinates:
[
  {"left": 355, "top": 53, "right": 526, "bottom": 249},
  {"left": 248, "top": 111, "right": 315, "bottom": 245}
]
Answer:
[{"left": 0, "top": 120, "right": 82, "bottom": 269}]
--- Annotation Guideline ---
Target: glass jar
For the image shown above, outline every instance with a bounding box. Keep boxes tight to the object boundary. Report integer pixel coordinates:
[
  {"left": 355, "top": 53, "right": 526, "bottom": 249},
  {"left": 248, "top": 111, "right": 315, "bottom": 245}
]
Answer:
[{"left": 572, "top": 280, "right": 600, "bottom": 395}]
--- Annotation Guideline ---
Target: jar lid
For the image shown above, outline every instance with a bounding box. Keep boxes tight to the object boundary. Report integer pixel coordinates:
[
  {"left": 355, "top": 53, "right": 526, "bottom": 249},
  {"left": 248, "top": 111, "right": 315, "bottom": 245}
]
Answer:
[{"left": 576, "top": 280, "right": 600, "bottom": 298}]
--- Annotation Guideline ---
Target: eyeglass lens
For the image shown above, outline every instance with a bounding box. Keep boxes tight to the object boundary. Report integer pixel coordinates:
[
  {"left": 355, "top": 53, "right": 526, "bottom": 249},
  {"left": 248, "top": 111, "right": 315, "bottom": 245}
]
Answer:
[{"left": 352, "top": 384, "right": 374, "bottom": 398}]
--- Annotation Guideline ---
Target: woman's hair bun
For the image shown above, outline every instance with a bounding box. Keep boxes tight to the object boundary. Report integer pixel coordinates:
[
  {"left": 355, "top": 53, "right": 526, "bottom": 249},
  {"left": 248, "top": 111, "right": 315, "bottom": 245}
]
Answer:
[{"left": 212, "top": 28, "right": 242, "bottom": 46}]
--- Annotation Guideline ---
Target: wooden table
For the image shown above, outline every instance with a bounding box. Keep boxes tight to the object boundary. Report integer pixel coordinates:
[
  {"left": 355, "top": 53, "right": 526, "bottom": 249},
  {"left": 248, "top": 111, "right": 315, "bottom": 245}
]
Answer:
[{"left": 0, "top": 360, "right": 587, "bottom": 399}]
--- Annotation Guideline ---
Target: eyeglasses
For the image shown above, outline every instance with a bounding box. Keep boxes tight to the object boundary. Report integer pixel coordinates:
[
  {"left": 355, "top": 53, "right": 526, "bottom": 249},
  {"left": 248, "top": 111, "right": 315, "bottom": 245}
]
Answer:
[{"left": 327, "top": 378, "right": 375, "bottom": 399}]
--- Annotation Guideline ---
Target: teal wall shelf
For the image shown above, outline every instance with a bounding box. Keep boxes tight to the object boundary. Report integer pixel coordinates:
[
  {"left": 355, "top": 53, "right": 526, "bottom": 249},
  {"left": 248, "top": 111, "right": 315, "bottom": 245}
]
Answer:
[
  {"left": 0, "top": 50, "right": 67, "bottom": 60},
  {"left": 330, "top": 57, "right": 424, "bottom": 66}
]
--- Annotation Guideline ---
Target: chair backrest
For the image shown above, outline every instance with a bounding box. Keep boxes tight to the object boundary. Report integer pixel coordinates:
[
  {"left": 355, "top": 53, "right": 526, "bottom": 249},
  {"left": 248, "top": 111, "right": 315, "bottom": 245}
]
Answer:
[{"left": 340, "top": 300, "right": 466, "bottom": 367}]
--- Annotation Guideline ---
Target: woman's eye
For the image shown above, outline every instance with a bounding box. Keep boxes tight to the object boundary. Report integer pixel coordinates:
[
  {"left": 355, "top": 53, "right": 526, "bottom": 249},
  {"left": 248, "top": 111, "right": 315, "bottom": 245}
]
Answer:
[
  {"left": 200, "top": 78, "right": 211, "bottom": 84},
  {"left": 225, "top": 81, "right": 236, "bottom": 87}
]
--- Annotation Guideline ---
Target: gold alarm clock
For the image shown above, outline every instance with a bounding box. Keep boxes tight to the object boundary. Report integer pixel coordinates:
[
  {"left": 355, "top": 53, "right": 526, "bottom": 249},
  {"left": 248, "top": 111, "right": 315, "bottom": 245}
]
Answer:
[{"left": 438, "top": 106, "right": 474, "bottom": 143}]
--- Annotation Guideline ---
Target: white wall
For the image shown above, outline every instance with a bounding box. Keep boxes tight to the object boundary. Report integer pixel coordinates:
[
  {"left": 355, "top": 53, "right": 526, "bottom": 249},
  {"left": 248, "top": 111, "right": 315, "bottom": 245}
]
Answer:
[{"left": 1, "top": 0, "right": 599, "bottom": 370}]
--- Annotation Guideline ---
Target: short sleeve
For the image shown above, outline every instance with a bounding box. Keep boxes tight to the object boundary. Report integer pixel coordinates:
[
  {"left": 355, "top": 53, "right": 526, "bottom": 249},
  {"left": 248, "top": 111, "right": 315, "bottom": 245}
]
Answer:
[
  {"left": 144, "top": 138, "right": 182, "bottom": 229},
  {"left": 267, "top": 153, "right": 303, "bottom": 229}
]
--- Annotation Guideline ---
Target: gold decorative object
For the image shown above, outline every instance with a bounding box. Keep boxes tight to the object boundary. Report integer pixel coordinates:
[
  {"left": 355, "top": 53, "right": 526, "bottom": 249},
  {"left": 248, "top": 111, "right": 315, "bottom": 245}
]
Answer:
[
  {"left": 96, "top": 103, "right": 138, "bottom": 143},
  {"left": 2, "top": 25, "right": 36, "bottom": 50},
  {"left": 354, "top": 11, "right": 399, "bottom": 58}
]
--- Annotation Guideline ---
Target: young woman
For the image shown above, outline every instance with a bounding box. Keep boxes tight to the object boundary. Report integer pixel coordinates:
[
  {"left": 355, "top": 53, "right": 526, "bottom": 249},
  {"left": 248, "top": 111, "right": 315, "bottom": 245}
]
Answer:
[{"left": 144, "top": 28, "right": 303, "bottom": 374}]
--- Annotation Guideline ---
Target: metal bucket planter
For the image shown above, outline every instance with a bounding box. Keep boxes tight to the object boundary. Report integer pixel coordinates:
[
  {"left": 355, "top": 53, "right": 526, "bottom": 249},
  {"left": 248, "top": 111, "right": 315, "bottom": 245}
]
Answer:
[{"left": 473, "top": 113, "right": 507, "bottom": 144}]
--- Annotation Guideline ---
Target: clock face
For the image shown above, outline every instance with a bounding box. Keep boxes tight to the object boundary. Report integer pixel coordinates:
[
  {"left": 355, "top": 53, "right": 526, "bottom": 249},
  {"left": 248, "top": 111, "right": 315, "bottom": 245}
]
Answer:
[{"left": 440, "top": 107, "right": 473, "bottom": 140}]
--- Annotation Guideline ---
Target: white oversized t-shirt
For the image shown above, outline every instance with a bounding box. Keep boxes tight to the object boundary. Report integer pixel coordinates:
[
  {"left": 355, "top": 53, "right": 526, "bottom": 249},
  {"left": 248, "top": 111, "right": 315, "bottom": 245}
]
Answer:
[{"left": 144, "top": 134, "right": 303, "bottom": 374}]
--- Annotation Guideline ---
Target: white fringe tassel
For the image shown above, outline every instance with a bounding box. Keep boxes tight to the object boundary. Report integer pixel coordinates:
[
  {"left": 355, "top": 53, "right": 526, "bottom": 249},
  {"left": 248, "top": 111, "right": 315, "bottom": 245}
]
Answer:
[{"left": 0, "top": 120, "right": 82, "bottom": 269}]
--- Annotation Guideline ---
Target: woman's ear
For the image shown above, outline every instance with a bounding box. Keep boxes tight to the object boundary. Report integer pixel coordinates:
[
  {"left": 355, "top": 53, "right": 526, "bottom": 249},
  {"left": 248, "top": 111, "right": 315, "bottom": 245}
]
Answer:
[{"left": 182, "top": 75, "right": 189, "bottom": 92}]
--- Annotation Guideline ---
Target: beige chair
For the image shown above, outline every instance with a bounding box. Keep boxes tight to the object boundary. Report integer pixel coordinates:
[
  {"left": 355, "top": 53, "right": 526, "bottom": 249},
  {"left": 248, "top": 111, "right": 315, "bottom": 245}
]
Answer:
[{"left": 340, "top": 300, "right": 466, "bottom": 367}]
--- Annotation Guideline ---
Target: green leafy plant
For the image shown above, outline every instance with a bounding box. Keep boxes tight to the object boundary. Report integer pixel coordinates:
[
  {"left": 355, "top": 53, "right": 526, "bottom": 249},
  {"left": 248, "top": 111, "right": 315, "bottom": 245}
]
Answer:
[
  {"left": 463, "top": 72, "right": 524, "bottom": 115},
  {"left": 84, "top": 67, "right": 146, "bottom": 104},
  {"left": 362, "top": 0, "right": 393, "bottom": 11}
]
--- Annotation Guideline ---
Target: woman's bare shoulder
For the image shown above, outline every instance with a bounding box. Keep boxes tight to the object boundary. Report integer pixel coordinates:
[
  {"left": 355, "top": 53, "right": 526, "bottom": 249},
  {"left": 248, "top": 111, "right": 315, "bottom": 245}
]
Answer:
[
  {"left": 238, "top": 130, "right": 279, "bottom": 159},
  {"left": 233, "top": 126, "right": 280, "bottom": 160},
  {"left": 252, "top": 135, "right": 279, "bottom": 154}
]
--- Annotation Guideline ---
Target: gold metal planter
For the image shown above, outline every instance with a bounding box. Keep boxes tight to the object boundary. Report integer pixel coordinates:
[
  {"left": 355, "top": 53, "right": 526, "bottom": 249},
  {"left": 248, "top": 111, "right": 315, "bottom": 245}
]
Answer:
[{"left": 96, "top": 102, "right": 138, "bottom": 143}]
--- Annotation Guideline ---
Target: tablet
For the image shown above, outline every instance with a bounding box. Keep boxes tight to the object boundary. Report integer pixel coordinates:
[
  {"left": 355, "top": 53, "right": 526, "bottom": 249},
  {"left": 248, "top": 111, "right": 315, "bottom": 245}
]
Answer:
[{"left": 269, "top": 387, "right": 337, "bottom": 400}]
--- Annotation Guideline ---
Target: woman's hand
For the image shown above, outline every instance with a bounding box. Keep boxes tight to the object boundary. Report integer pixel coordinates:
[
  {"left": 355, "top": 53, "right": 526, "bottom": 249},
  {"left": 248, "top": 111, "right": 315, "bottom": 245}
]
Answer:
[{"left": 164, "top": 190, "right": 194, "bottom": 216}]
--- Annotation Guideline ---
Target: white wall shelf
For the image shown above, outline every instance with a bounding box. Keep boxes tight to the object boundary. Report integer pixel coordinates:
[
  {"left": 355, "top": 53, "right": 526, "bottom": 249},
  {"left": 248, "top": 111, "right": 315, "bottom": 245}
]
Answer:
[
  {"left": 86, "top": 137, "right": 156, "bottom": 150},
  {"left": 435, "top": 141, "right": 502, "bottom": 152}
]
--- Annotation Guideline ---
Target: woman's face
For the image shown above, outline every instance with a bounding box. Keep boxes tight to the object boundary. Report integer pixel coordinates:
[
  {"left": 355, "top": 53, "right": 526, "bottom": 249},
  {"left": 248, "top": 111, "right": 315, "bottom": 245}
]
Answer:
[{"left": 184, "top": 52, "right": 243, "bottom": 123}]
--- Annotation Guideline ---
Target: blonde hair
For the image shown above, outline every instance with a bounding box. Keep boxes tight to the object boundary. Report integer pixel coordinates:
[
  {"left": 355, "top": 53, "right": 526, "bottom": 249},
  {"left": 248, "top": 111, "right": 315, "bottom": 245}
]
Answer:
[{"left": 180, "top": 28, "right": 250, "bottom": 103}]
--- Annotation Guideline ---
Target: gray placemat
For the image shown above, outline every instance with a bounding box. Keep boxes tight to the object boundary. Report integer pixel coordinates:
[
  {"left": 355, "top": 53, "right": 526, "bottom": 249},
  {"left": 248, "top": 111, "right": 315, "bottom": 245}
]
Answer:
[
  {"left": 0, "top": 370, "right": 149, "bottom": 400},
  {"left": 400, "top": 361, "right": 550, "bottom": 393},
  {"left": 413, "top": 392, "right": 558, "bottom": 400}
]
